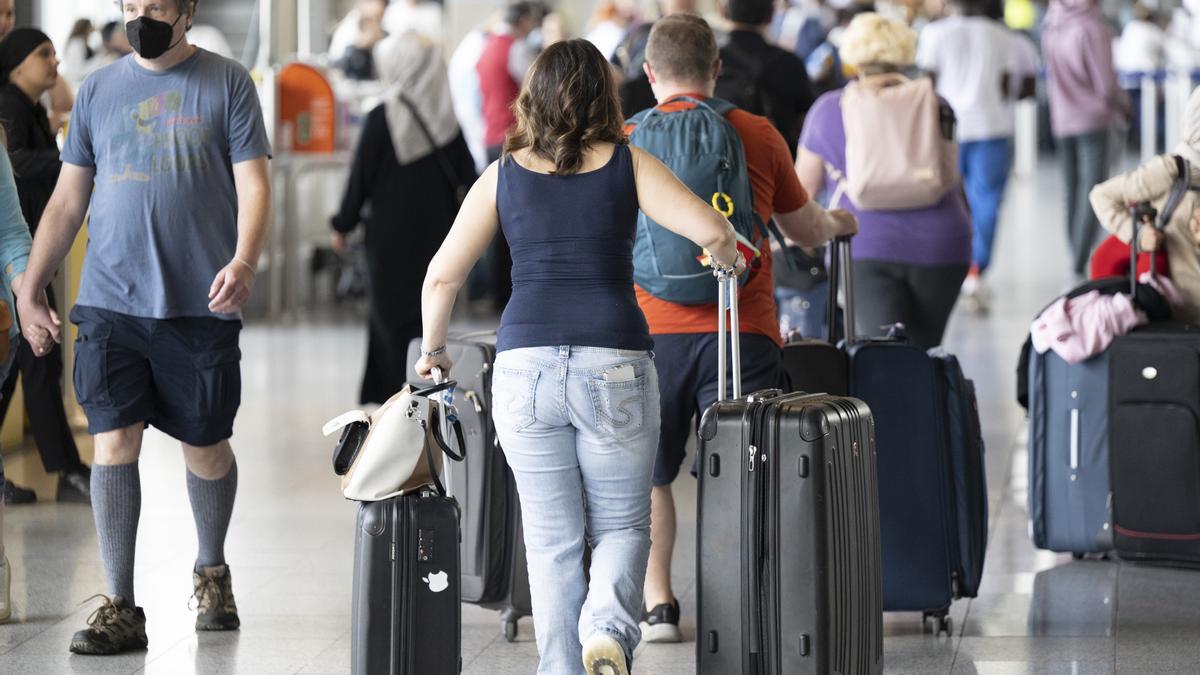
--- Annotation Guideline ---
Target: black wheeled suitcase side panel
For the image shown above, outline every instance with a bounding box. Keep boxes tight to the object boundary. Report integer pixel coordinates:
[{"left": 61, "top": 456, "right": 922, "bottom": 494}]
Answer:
[
  {"left": 351, "top": 499, "right": 396, "bottom": 675},
  {"left": 697, "top": 400, "right": 753, "bottom": 675},
  {"left": 769, "top": 395, "right": 882, "bottom": 675},
  {"left": 410, "top": 494, "right": 463, "bottom": 674},
  {"left": 351, "top": 494, "right": 462, "bottom": 675},
  {"left": 1110, "top": 329, "right": 1200, "bottom": 566}
]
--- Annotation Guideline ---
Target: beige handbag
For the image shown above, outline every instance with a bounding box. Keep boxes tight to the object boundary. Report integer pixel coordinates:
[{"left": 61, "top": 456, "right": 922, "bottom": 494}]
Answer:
[{"left": 324, "top": 378, "right": 465, "bottom": 502}]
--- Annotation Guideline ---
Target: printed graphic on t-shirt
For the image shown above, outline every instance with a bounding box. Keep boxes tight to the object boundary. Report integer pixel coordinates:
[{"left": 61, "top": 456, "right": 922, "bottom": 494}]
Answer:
[{"left": 106, "top": 90, "right": 214, "bottom": 183}]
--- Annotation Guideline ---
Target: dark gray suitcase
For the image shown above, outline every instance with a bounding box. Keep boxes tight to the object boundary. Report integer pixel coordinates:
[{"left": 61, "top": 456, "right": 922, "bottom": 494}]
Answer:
[
  {"left": 352, "top": 489, "right": 462, "bottom": 675},
  {"left": 407, "top": 335, "right": 532, "bottom": 640},
  {"left": 696, "top": 271, "right": 883, "bottom": 675}
]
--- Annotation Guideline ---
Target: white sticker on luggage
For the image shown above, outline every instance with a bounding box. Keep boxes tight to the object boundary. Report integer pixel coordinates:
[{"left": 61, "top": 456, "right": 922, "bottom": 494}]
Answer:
[{"left": 423, "top": 571, "right": 449, "bottom": 593}]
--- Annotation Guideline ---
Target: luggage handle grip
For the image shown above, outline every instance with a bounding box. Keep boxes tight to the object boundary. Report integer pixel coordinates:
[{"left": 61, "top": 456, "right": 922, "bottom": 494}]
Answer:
[{"left": 1129, "top": 204, "right": 1166, "bottom": 299}]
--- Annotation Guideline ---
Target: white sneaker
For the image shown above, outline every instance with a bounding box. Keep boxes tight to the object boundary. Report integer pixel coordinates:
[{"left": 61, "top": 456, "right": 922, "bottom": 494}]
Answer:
[
  {"left": 582, "top": 633, "right": 629, "bottom": 675},
  {"left": 959, "top": 274, "right": 990, "bottom": 316},
  {"left": 0, "top": 557, "right": 11, "bottom": 624}
]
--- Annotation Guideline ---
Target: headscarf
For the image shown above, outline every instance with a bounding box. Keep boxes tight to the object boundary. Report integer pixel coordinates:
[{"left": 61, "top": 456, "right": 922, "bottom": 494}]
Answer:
[
  {"left": 373, "top": 32, "right": 459, "bottom": 165},
  {"left": 0, "top": 28, "right": 51, "bottom": 84},
  {"left": 1176, "top": 86, "right": 1200, "bottom": 168}
]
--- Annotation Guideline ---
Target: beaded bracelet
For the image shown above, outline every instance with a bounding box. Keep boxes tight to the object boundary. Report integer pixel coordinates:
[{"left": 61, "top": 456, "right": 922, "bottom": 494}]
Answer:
[{"left": 422, "top": 346, "right": 447, "bottom": 358}]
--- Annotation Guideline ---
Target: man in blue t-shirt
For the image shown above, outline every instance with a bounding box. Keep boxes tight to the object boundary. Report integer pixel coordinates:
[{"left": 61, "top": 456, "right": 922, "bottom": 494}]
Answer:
[{"left": 16, "top": 0, "right": 271, "bottom": 656}]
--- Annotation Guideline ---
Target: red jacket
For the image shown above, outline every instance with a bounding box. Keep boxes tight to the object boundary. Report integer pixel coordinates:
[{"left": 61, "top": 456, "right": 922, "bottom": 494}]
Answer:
[
  {"left": 477, "top": 33, "right": 520, "bottom": 148},
  {"left": 1090, "top": 234, "right": 1170, "bottom": 281}
]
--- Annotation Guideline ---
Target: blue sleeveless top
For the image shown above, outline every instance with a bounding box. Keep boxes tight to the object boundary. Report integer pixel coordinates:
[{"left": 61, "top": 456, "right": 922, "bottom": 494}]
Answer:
[{"left": 495, "top": 144, "right": 652, "bottom": 353}]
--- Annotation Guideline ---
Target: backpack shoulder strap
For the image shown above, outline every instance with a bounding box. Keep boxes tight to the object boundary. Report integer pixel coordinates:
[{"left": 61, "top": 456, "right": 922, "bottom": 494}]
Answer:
[
  {"left": 705, "top": 97, "right": 737, "bottom": 117},
  {"left": 1158, "top": 154, "right": 1192, "bottom": 229}
]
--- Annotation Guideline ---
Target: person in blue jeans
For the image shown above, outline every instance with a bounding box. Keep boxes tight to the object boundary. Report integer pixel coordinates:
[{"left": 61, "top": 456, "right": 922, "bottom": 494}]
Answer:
[
  {"left": 415, "top": 39, "right": 744, "bottom": 675},
  {"left": 917, "top": 0, "right": 1037, "bottom": 311}
]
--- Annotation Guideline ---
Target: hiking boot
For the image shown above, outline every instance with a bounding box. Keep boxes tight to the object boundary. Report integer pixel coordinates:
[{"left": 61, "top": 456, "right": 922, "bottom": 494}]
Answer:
[
  {"left": 69, "top": 595, "right": 148, "bottom": 655},
  {"left": 58, "top": 468, "right": 92, "bottom": 504},
  {"left": 3, "top": 479, "right": 35, "bottom": 504},
  {"left": 639, "top": 599, "right": 682, "bottom": 643},
  {"left": 191, "top": 564, "right": 240, "bottom": 631},
  {"left": 0, "top": 557, "right": 11, "bottom": 624},
  {"left": 582, "top": 632, "right": 629, "bottom": 675}
]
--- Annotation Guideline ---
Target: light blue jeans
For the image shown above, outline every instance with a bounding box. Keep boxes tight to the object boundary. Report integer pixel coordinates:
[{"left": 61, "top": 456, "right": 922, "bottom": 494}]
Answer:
[{"left": 492, "top": 346, "right": 661, "bottom": 674}]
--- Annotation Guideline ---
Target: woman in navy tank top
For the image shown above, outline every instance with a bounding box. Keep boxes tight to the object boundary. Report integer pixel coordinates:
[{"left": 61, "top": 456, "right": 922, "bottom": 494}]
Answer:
[{"left": 415, "top": 39, "right": 744, "bottom": 675}]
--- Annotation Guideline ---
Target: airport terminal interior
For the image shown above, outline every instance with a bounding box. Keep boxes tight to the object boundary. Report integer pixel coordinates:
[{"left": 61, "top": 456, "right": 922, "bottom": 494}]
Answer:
[{"left": 3, "top": 0, "right": 1200, "bottom": 673}]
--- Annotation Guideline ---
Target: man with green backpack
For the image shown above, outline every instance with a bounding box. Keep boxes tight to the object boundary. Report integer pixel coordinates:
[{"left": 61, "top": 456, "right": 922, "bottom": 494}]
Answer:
[{"left": 625, "top": 12, "right": 857, "bottom": 643}]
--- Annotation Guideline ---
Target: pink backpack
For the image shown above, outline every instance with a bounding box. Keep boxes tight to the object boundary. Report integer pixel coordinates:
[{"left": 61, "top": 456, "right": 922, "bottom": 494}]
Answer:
[{"left": 830, "top": 74, "right": 960, "bottom": 211}]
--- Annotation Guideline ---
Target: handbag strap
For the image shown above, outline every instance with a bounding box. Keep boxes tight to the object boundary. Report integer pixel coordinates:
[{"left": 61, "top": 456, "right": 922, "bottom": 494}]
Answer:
[
  {"left": 398, "top": 94, "right": 462, "bottom": 195},
  {"left": 423, "top": 405, "right": 466, "bottom": 497}
]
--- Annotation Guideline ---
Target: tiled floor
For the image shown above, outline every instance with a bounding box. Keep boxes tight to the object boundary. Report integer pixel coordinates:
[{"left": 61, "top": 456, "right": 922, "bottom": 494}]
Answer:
[{"left": 5, "top": 159, "right": 1200, "bottom": 673}]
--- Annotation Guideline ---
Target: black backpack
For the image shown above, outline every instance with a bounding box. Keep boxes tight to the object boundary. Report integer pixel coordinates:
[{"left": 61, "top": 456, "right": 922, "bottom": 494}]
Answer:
[{"left": 714, "top": 45, "right": 786, "bottom": 130}]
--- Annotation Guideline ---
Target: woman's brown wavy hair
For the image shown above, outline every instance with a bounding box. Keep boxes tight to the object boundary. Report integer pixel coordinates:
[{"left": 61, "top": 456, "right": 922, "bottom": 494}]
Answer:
[{"left": 502, "top": 39, "right": 628, "bottom": 175}]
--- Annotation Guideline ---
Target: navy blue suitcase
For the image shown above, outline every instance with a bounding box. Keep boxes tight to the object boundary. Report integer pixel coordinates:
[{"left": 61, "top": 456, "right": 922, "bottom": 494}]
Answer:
[
  {"left": 796, "top": 240, "right": 987, "bottom": 633},
  {"left": 1026, "top": 348, "right": 1112, "bottom": 554}
]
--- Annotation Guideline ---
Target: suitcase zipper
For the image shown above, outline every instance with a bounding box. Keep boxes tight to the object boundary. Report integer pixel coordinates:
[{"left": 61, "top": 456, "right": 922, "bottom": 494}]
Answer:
[{"left": 749, "top": 445, "right": 757, "bottom": 472}]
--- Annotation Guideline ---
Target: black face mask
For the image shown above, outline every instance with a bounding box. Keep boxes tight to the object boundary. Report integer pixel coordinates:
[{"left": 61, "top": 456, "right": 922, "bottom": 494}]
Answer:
[{"left": 126, "top": 14, "right": 183, "bottom": 60}]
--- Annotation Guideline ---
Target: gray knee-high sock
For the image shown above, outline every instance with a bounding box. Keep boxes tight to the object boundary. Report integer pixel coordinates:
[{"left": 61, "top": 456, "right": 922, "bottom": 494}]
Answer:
[
  {"left": 187, "top": 461, "right": 238, "bottom": 569},
  {"left": 91, "top": 463, "right": 141, "bottom": 604}
]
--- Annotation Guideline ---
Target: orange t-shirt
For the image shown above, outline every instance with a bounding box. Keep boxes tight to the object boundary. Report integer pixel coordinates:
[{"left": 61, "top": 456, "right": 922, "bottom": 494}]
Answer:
[{"left": 626, "top": 96, "right": 809, "bottom": 346}]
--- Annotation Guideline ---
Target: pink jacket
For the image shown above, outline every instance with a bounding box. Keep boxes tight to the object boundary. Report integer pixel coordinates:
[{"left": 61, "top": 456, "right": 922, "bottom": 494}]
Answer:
[{"left": 1030, "top": 290, "right": 1146, "bottom": 363}]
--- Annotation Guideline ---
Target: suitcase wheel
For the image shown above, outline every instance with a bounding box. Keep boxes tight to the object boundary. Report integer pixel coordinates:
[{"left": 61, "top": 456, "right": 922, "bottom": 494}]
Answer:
[
  {"left": 1072, "top": 552, "right": 1085, "bottom": 561},
  {"left": 922, "top": 611, "right": 952, "bottom": 637},
  {"left": 503, "top": 618, "right": 518, "bottom": 643}
]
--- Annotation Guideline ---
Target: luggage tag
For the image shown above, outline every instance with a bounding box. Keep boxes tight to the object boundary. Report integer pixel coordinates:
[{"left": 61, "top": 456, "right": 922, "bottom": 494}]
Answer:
[{"left": 604, "top": 364, "right": 636, "bottom": 382}]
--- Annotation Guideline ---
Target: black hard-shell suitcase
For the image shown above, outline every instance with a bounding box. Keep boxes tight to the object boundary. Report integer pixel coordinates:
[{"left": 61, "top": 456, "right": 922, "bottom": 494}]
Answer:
[
  {"left": 697, "top": 270, "right": 884, "bottom": 674},
  {"left": 407, "top": 335, "right": 532, "bottom": 640},
  {"left": 352, "top": 488, "right": 462, "bottom": 675},
  {"left": 1109, "top": 323, "right": 1200, "bottom": 567}
]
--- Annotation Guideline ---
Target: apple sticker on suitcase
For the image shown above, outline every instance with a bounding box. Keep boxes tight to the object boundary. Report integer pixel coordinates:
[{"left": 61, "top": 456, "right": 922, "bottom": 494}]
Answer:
[{"left": 423, "top": 571, "right": 449, "bottom": 593}]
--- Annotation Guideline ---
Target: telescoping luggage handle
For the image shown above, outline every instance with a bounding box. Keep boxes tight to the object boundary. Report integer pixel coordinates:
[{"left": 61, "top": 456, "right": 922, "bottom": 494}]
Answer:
[
  {"left": 827, "top": 234, "right": 857, "bottom": 344},
  {"left": 1129, "top": 205, "right": 1165, "bottom": 301},
  {"left": 717, "top": 267, "right": 742, "bottom": 402}
]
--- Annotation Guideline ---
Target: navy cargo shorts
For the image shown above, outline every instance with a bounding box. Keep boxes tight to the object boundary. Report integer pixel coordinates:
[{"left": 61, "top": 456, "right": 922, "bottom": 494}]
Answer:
[{"left": 69, "top": 305, "right": 243, "bottom": 447}]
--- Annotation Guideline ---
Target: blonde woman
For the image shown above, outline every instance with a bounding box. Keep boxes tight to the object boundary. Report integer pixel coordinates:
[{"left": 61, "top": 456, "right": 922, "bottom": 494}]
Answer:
[{"left": 795, "top": 13, "right": 972, "bottom": 348}]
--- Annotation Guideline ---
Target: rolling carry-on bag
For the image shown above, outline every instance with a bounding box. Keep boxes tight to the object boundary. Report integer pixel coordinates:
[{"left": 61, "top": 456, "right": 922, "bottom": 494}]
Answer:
[
  {"left": 352, "top": 488, "right": 462, "bottom": 675},
  {"left": 1020, "top": 205, "right": 1176, "bottom": 557},
  {"left": 697, "top": 268, "right": 884, "bottom": 675},
  {"left": 1106, "top": 201, "right": 1200, "bottom": 567},
  {"left": 788, "top": 238, "right": 987, "bottom": 631},
  {"left": 406, "top": 335, "right": 532, "bottom": 641},
  {"left": 341, "top": 375, "right": 466, "bottom": 675},
  {"left": 1109, "top": 322, "right": 1200, "bottom": 567}
]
